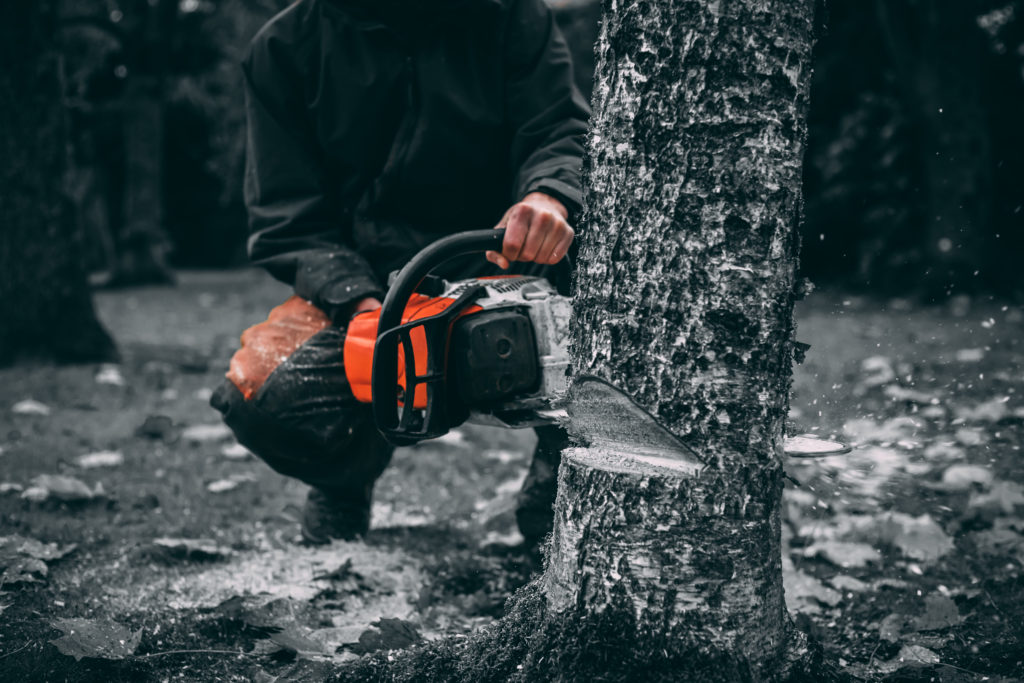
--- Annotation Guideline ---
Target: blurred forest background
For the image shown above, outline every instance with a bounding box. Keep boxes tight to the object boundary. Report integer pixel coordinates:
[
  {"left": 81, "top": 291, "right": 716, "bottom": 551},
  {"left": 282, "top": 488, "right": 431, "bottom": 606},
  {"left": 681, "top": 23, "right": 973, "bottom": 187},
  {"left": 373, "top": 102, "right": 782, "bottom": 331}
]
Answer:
[{"left": 19, "top": 0, "right": 1024, "bottom": 295}]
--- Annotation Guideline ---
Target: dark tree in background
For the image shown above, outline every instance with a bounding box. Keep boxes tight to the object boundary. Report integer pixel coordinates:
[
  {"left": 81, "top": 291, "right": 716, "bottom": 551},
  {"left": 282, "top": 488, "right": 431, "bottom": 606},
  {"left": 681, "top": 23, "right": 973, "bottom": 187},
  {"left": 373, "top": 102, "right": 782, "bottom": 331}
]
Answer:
[
  {"left": 0, "top": 1, "right": 116, "bottom": 364},
  {"left": 803, "top": 0, "right": 1024, "bottom": 295},
  {"left": 59, "top": 0, "right": 286, "bottom": 275}
]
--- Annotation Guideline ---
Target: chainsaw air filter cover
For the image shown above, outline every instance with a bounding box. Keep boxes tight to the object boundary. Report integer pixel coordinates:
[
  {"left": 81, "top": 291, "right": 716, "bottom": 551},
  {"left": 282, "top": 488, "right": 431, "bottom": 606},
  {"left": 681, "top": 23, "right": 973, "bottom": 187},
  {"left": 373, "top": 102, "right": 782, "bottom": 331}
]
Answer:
[{"left": 451, "top": 309, "right": 539, "bottom": 406}]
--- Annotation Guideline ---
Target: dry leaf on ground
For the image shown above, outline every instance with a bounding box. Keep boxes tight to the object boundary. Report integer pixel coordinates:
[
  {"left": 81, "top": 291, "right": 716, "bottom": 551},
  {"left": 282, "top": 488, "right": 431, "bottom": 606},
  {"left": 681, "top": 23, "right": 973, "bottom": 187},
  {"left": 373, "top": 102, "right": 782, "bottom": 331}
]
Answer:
[
  {"left": 11, "top": 399, "right": 51, "bottom": 416},
  {"left": 23, "top": 475, "right": 104, "bottom": 503},
  {"left": 75, "top": 451, "right": 124, "bottom": 469},
  {"left": 151, "top": 538, "right": 233, "bottom": 561},
  {"left": 49, "top": 618, "right": 142, "bottom": 661}
]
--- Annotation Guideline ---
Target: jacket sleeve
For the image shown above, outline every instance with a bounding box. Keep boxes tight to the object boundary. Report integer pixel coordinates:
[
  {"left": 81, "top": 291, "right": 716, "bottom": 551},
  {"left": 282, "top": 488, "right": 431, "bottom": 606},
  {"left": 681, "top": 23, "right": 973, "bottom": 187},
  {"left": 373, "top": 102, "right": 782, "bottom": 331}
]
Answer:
[
  {"left": 242, "top": 42, "right": 383, "bottom": 323},
  {"left": 504, "top": 0, "right": 591, "bottom": 224}
]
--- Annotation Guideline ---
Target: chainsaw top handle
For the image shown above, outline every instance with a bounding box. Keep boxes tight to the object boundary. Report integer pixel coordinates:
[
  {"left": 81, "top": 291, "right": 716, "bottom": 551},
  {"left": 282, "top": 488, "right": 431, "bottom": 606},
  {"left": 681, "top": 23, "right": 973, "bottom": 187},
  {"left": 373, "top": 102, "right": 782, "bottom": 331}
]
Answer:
[{"left": 371, "top": 229, "right": 506, "bottom": 445}]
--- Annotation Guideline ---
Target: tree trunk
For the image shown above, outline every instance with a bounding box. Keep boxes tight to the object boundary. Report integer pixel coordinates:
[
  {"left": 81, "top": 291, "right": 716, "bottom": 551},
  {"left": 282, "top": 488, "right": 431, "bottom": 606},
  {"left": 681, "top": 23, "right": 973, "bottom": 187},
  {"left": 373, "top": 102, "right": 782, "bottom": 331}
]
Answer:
[
  {"left": 108, "top": 0, "right": 176, "bottom": 286},
  {"left": 546, "top": 0, "right": 815, "bottom": 675},
  {"left": 0, "top": 2, "right": 116, "bottom": 364}
]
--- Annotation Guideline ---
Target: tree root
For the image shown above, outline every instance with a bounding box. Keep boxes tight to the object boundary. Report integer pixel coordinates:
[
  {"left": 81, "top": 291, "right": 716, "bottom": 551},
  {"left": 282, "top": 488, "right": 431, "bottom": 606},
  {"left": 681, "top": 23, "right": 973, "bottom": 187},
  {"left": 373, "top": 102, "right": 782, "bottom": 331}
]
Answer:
[{"left": 331, "top": 583, "right": 850, "bottom": 683}]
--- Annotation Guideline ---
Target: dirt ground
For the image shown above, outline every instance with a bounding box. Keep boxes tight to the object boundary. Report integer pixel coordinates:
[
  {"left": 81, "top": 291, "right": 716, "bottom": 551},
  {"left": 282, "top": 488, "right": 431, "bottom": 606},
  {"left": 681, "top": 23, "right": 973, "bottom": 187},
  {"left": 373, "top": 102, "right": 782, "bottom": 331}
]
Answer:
[{"left": 1, "top": 269, "right": 1022, "bottom": 682}]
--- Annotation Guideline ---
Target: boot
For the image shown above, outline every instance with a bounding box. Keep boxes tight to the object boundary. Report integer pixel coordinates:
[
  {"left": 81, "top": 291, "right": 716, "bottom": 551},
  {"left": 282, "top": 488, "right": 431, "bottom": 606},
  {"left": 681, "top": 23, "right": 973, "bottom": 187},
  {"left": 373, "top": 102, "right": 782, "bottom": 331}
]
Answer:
[{"left": 301, "top": 483, "right": 373, "bottom": 544}]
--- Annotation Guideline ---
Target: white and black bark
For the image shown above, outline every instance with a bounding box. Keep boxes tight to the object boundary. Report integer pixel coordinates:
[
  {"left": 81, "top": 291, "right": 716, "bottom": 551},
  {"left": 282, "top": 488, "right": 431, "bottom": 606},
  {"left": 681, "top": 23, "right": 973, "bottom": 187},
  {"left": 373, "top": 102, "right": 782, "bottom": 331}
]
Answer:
[{"left": 545, "top": 0, "right": 815, "bottom": 674}]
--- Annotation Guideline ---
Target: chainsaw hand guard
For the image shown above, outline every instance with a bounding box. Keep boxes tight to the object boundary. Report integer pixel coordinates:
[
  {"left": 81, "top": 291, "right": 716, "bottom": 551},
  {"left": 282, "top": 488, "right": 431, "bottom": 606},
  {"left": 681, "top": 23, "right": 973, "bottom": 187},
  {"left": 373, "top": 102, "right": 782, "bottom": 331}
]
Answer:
[{"left": 372, "top": 229, "right": 505, "bottom": 446}]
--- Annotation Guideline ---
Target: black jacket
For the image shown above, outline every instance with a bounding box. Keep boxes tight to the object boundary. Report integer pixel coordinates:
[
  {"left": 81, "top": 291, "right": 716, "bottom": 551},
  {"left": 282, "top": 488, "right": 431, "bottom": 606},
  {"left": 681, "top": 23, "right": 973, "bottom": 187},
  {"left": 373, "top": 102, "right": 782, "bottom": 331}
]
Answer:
[{"left": 242, "top": 0, "right": 590, "bottom": 322}]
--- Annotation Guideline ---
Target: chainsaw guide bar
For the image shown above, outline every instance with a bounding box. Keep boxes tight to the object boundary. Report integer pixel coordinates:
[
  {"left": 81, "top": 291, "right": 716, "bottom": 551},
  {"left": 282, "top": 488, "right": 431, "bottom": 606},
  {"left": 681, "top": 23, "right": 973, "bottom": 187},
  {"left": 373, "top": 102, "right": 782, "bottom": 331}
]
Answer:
[
  {"left": 561, "top": 376, "right": 706, "bottom": 474},
  {"left": 560, "top": 376, "right": 851, "bottom": 466}
]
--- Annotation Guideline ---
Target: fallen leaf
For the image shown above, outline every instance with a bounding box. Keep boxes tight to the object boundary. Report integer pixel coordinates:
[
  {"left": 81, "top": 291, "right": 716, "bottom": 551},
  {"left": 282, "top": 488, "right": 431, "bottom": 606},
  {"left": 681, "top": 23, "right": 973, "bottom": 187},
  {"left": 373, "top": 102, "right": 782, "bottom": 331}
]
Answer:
[
  {"left": 75, "top": 451, "right": 124, "bottom": 469},
  {"left": 11, "top": 399, "right": 51, "bottom": 416},
  {"left": 895, "top": 644, "right": 940, "bottom": 666},
  {"left": 783, "top": 563, "right": 842, "bottom": 614},
  {"left": 182, "top": 423, "right": 234, "bottom": 444},
  {"left": 876, "top": 513, "right": 954, "bottom": 562},
  {"left": 221, "top": 442, "right": 252, "bottom": 460},
  {"left": 883, "top": 386, "right": 937, "bottom": 404},
  {"left": 802, "top": 541, "right": 881, "bottom": 568},
  {"left": 94, "top": 365, "right": 125, "bottom": 387},
  {"left": 970, "top": 519, "right": 1024, "bottom": 563},
  {"left": 828, "top": 575, "right": 869, "bottom": 592},
  {"left": 269, "top": 627, "right": 325, "bottom": 656},
  {"left": 910, "top": 594, "right": 962, "bottom": 632},
  {"left": 20, "top": 486, "right": 49, "bottom": 503},
  {"left": 859, "top": 356, "right": 896, "bottom": 387},
  {"left": 0, "top": 483, "right": 23, "bottom": 495},
  {"left": 151, "top": 538, "right": 233, "bottom": 561},
  {"left": 969, "top": 481, "right": 1024, "bottom": 516},
  {"left": 922, "top": 442, "right": 966, "bottom": 462},
  {"left": 954, "top": 348, "right": 985, "bottom": 362},
  {"left": 207, "top": 479, "right": 239, "bottom": 493},
  {"left": 348, "top": 618, "right": 422, "bottom": 655},
  {"left": 954, "top": 427, "right": 987, "bottom": 446},
  {"left": 918, "top": 405, "right": 946, "bottom": 419},
  {"left": 953, "top": 397, "right": 1010, "bottom": 423},
  {"left": 2, "top": 555, "right": 49, "bottom": 584},
  {"left": 49, "top": 618, "right": 141, "bottom": 661},
  {"left": 878, "top": 612, "right": 910, "bottom": 643},
  {"left": 939, "top": 464, "right": 993, "bottom": 490},
  {"left": 0, "top": 536, "right": 75, "bottom": 586},
  {"left": 136, "top": 415, "right": 175, "bottom": 441},
  {"left": 24, "top": 475, "right": 104, "bottom": 503}
]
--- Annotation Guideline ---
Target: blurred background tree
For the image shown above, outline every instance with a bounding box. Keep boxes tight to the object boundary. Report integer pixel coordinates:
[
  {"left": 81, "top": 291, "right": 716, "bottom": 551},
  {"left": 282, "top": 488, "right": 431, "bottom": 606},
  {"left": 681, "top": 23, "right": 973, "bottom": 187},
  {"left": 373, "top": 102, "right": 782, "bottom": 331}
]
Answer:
[
  {"left": 802, "top": 0, "right": 1024, "bottom": 297},
  {"left": 0, "top": 1, "right": 116, "bottom": 364},
  {"left": 50, "top": 0, "right": 1024, "bottom": 298},
  {"left": 57, "top": 0, "right": 287, "bottom": 284}
]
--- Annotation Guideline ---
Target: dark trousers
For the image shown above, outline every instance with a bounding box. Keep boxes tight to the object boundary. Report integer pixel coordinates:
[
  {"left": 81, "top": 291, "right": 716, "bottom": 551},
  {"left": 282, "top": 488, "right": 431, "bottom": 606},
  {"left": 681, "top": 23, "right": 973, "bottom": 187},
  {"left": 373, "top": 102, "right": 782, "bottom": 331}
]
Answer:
[{"left": 211, "top": 316, "right": 566, "bottom": 541}]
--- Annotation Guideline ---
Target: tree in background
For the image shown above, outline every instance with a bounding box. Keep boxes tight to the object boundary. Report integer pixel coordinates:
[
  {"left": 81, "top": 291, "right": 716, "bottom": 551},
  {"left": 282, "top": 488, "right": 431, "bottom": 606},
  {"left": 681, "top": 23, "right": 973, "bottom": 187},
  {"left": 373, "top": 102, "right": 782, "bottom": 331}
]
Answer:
[
  {"left": 59, "top": 0, "right": 178, "bottom": 286},
  {"left": 803, "top": 0, "right": 1024, "bottom": 296},
  {"left": 0, "top": 1, "right": 116, "bottom": 364},
  {"left": 58, "top": 0, "right": 287, "bottom": 277}
]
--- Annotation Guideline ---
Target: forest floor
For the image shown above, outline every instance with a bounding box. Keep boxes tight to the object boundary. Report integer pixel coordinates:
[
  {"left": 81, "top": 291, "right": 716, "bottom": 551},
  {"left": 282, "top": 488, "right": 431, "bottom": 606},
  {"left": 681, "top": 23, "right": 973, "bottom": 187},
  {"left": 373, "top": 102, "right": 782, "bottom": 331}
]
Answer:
[{"left": 0, "top": 269, "right": 1022, "bottom": 682}]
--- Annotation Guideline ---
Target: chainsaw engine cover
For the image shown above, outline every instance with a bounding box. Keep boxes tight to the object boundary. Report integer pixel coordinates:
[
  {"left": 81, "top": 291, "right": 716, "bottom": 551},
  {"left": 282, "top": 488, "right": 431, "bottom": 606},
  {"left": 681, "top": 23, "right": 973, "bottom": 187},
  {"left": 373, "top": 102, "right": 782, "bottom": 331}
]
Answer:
[{"left": 451, "top": 309, "right": 539, "bottom": 406}]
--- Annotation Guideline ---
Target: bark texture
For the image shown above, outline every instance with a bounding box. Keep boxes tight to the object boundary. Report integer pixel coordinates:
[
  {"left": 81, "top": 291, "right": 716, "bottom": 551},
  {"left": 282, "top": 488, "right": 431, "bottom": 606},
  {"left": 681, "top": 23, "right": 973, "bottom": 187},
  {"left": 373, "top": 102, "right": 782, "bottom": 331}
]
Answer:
[
  {"left": 0, "top": 2, "right": 116, "bottom": 364},
  {"left": 546, "top": 0, "right": 815, "bottom": 675}
]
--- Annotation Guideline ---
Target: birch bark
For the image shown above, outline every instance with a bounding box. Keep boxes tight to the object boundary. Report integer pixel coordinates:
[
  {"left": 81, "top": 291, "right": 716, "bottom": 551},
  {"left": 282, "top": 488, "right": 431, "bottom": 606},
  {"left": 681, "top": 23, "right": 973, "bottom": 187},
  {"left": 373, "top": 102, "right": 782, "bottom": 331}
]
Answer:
[{"left": 545, "top": 0, "right": 815, "bottom": 673}]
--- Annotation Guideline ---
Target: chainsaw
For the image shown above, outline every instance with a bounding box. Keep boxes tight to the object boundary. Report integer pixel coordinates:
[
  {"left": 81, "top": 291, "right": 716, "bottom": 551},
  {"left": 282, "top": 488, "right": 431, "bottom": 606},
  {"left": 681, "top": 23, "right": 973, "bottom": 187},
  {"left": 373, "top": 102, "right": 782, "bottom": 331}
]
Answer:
[{"left": 343, "top": 228, "right": 849, "bottom": 461}]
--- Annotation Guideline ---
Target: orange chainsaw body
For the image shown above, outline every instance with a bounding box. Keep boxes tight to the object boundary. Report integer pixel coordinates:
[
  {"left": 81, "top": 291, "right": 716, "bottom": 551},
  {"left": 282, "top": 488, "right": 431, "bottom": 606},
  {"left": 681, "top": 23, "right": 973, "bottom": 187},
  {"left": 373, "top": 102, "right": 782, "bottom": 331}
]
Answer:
[{"left": 344, "top": 294, "right": 481, "bottom": 409}]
